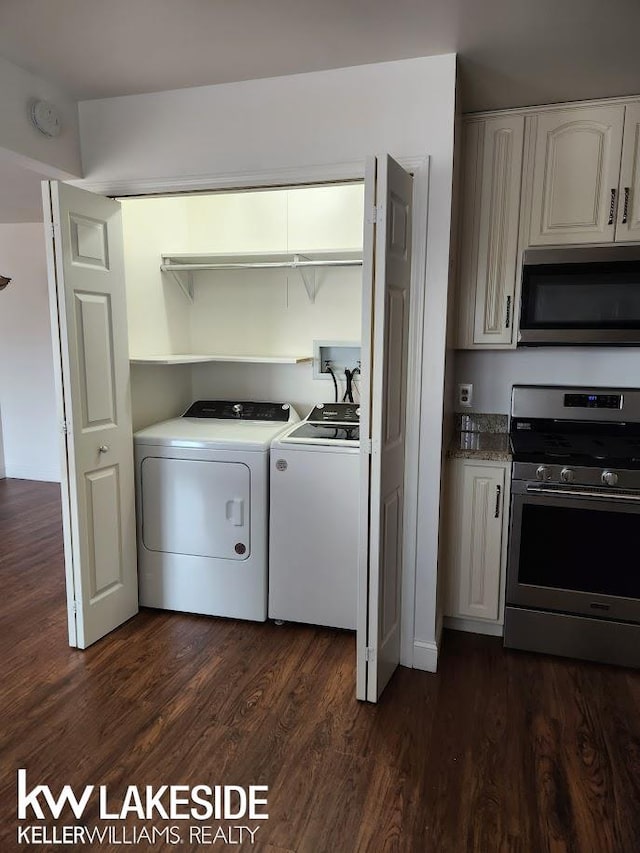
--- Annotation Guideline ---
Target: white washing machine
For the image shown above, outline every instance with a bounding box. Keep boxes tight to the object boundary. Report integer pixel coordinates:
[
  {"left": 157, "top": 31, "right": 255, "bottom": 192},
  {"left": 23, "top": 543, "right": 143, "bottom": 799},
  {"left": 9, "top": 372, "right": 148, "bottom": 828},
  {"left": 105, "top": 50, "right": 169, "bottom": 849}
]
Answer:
[
  {"left": 269, "top": 403, "right": 360, "bottom": 630},
  {"left": 134, "top": 400, "right": 299, "bottom": 621}
]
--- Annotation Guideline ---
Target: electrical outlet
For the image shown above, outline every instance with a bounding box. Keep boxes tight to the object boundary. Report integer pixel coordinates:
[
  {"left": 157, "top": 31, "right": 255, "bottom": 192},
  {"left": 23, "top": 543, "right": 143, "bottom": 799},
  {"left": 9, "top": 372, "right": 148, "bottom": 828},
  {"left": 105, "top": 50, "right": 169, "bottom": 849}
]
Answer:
[{"left": 458, "top": 383, "right": 473, "bottom": 408}]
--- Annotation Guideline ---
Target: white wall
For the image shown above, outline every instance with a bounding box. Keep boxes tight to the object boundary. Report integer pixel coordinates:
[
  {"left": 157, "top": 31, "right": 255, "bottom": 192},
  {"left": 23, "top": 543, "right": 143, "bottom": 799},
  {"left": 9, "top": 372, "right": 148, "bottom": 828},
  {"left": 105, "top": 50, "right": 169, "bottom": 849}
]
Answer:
[
  {"left": 0, "top": 407, "right": 5, "bottom": 478},
  {"left": 122, "top": 185, "right": 364, "bottom": 416},
  {"left": 79, "top": 55, "right": 458, "bottom": 665},
  {"left": 0, "top": 224, "right": 60, "bottom": 481},
  {"left": 0, "top": 55, "right": 81, "bottom": 178},
  {"left": 121, "top": 195, "right": 191, "bottom": 356},
  {"left": 130, "top": 365, "right": 193, "bottom": 433},
  {"left": 455, "top": 349, "right": 640, "bottom": 413},
  {"left": 78, "top": 57, "right": 456, "bottom": 192}
]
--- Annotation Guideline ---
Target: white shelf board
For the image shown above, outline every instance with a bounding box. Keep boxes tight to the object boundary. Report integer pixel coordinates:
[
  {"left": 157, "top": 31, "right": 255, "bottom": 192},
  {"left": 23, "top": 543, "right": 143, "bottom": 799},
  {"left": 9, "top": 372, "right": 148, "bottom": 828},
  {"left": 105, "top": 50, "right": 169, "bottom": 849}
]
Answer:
[
  {"left": 130, "top": 353, "right": 313, "bottom": 366},
  {"left": 160, "top": 249, "right": 363, "bottom": 267},
  {"left": 160, "top": 249, "right": 363, "bottom": 303}
]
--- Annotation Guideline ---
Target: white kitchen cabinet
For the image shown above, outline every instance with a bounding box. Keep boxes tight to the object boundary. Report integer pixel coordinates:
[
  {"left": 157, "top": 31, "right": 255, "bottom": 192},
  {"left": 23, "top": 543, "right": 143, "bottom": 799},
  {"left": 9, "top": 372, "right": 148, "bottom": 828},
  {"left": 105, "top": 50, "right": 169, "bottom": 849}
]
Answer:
[
  {"left": 456, "top": 115, "right": 524, "bottom": 348},
  {"left": 445, "top": 458, "right": 510, "bottom": 630},
  {"left": 617, "top": 103, "right": 640, "bottom": 242},
  {"left": 527, "top": 105, "right": 626, "bottom": 245}
]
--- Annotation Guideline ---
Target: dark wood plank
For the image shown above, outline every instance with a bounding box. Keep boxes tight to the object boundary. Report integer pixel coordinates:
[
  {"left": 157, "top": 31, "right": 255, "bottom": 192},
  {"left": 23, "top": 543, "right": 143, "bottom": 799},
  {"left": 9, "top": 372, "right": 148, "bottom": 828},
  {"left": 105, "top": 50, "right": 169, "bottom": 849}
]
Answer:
[{"left": 1, "top": 478, "right": 640, "bottom": 853}]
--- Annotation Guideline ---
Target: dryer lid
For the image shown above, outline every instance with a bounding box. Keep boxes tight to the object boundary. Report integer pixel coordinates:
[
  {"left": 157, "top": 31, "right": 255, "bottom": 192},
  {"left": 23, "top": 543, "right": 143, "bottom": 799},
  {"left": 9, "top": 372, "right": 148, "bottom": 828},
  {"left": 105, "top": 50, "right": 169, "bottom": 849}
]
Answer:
[{"left": 134, "top": 404, "right": 299, "bottom": 450}]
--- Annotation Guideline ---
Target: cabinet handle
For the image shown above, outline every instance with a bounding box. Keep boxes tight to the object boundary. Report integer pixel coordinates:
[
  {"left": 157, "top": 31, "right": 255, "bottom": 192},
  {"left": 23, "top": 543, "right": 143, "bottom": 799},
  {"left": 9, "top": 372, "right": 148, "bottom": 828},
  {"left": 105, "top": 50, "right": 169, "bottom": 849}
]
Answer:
[
  {"left": 494, "top": 485, "right": 502, "bottom": 518},
  {"left": 622, "top": 187, "right": 630, "bottom": 225},
  {"left": 505, "top": 295, "right": 512, "bottom": 329},
  {"left": 608, "top": 188, "right": 617, "bottom": 225}
]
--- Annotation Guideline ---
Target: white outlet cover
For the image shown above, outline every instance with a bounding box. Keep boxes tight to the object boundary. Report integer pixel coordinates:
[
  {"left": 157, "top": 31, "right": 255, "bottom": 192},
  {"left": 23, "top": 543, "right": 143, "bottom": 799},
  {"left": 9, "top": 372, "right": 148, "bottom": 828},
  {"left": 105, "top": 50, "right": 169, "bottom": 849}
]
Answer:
[{"left": 458, "top": 383, "right": 473, "bottom": 407}]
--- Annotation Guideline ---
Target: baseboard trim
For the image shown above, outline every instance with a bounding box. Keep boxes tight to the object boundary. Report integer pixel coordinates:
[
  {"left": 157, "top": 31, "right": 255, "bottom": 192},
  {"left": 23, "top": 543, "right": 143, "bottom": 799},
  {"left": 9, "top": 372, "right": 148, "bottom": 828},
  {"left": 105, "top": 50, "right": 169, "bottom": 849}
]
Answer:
[
  {"left": 413, "top": 639, "right": 439, "bottom": 673},
  {"left": 4, "top": 466, "right": 60, "bottom": 483},
  {"left": 444, "top": 616, "right": 504, "bottom": 638}
]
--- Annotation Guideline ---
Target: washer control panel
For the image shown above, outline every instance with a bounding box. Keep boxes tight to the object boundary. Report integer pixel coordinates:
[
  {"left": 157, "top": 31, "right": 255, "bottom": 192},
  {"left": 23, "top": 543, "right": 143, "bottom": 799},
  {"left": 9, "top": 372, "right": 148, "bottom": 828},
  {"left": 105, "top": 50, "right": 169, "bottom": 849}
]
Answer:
[{"left": 308, "top": 403, "right": 360, "bottom": 424}]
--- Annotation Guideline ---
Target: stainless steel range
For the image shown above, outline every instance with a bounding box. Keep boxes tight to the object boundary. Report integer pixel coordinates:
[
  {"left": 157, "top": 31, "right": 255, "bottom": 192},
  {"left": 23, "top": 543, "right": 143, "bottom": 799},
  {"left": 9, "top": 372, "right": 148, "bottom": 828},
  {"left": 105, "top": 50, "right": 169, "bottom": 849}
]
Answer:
[{"left": 504, "top": 385, "right": 640, "bottom": 668}]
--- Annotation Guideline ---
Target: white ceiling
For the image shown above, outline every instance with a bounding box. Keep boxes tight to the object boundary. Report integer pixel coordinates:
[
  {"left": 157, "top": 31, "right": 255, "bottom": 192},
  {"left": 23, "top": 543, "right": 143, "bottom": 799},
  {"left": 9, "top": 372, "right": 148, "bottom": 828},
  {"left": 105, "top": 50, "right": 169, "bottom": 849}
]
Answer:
[
  {"left": 0, "top": 0, "right": 639, "bottom": 113},
  {"left": 1, "top": 0, "right": 640, "bottom": 224}
]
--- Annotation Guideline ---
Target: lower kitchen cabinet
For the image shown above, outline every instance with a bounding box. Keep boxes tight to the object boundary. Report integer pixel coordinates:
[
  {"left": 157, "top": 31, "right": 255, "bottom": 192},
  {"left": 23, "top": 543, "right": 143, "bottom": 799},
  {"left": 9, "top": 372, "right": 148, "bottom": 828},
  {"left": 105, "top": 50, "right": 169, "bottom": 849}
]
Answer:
[{"left": 443, "top": 457, "right": 511, "bottom": 634}]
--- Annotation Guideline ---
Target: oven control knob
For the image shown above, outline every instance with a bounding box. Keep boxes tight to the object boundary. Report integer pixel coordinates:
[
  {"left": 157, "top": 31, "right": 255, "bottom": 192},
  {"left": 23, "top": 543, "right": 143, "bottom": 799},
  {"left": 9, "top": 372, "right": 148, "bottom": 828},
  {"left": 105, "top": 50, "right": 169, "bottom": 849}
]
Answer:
[
  {"left": 560, "top": 468, "right": 575, "bottom": 484},
  {"left": 601, "top": 470, "right": 619, "bottom": 487},
  {"left": 536, "top": 465, "right": 552, "bottom": 481}
]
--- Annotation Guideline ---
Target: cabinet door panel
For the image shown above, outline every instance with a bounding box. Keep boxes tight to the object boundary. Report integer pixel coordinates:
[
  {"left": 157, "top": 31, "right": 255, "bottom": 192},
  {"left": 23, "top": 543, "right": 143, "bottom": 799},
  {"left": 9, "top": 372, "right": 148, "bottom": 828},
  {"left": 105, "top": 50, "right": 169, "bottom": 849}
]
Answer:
[
  {"left": 529, "top": 106, "right": 624, "bottom": 245},
  {"left": 456, "top": 117, "right": 523, "bottom": 348},
  {"left": 455, "top": 120, "right": 483, "bottom": 348},
  {"left": 473, "top": 116, "right": 524, "bottom": 344},
  {"left": 448, "top": 462, "right": 505, "bottom": 621},
  {"left": 617, "top": 104, "right": 640, "bottom": 242}
]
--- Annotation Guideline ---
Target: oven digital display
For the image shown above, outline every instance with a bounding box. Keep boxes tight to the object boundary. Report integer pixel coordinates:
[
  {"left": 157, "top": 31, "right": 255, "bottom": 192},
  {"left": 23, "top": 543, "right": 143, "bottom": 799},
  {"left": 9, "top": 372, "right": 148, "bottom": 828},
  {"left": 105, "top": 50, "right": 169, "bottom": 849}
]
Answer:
[{"left": 564, "top": 393, "right": 622, "bottom": 409}]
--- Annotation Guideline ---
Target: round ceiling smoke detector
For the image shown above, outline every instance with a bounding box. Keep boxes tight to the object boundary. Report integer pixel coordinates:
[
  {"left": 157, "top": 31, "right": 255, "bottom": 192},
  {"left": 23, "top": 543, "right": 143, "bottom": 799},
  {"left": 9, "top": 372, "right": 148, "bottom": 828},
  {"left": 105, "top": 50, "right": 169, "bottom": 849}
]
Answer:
[{"left": 29, "top": 99, "right": 61, "bottom": 138}]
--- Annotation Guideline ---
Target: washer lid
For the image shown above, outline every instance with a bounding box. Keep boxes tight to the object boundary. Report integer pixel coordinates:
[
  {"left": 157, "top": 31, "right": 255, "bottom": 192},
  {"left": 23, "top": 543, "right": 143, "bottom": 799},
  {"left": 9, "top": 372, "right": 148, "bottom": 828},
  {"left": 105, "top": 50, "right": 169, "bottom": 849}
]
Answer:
[
  {"left": 281, "top": 422, "right": 360, "bottom": 446},
  {"left": 134, "top": 409, "right": 298, "bottom": 451}
]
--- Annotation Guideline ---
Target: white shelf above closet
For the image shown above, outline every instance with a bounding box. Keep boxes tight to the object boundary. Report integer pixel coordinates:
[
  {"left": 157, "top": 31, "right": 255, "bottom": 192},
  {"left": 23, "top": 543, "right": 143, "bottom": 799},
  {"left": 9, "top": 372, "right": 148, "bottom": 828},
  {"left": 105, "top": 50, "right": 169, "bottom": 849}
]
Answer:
[
  {"left": 130, "top": 353, "right": 313, "bottom": 366},
  {"left": 160, "top": 249, "right": 363, "bottom": 303}
]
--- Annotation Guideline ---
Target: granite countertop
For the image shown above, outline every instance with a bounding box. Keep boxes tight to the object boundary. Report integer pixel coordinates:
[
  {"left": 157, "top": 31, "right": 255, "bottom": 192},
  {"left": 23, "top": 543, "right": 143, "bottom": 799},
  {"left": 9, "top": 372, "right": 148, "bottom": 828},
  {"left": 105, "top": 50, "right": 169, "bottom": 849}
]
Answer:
[{"left": 447, "top": 413, "right": 512, "bottom": 462}]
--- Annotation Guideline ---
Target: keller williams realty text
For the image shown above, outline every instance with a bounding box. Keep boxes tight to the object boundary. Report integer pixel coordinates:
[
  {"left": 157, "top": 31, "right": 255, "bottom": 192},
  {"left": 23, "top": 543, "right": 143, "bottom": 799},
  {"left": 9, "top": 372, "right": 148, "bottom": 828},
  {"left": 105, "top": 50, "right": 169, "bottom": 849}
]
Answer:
[
  {"left": 17, "top": 825, "right": 262, "bottom": 846},
  {"left": 17, "top": 770, "right": 268, "bottom": 821}
]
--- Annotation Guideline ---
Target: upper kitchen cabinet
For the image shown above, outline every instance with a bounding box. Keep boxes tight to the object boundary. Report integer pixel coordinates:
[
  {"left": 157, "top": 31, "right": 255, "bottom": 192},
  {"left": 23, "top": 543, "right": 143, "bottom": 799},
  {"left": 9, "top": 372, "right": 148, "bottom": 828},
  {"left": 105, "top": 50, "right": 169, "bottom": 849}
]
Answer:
[
  {"left": 618, "top": 103, "right": 640, "bottom": 242},
  {"left": 457, "top": 115, "right": 524, "bottom": 348},
  {"left": 526, "top": 105, "right": 626, "bottom": 245}
]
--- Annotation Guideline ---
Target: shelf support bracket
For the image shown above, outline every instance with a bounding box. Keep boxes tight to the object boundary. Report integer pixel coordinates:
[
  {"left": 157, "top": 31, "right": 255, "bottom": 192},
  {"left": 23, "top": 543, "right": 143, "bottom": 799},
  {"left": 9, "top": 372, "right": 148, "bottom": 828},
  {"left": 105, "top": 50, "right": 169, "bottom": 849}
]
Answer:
[
  {"left": 163, "top": 260, "right": 194, "bottom": 302},
  {"left": 293, "top": 254, "right": 317, "bottom": 303}
]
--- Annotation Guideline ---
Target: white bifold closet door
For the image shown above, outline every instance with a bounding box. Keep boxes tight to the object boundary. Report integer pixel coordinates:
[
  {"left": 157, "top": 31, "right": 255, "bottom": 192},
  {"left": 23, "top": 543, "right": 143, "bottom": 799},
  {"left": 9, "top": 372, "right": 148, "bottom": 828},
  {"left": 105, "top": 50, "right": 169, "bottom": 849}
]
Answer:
[
  {"left": 43, "top": 181, "right": 138, "bottom": 649},
  {"left": 357, "top": 155, "right": 413, "bottom": 703},
  {"left": 43, "top": 159, "right": 414, "bottom": 704}
]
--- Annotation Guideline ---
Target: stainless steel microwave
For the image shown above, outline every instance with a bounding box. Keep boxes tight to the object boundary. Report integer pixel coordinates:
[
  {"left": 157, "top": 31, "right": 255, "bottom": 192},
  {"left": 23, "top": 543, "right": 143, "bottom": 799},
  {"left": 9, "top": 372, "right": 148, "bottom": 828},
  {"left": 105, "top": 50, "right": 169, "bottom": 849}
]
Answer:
[{"left": 518, "top": 246, "right": 640, "bottom": 345}]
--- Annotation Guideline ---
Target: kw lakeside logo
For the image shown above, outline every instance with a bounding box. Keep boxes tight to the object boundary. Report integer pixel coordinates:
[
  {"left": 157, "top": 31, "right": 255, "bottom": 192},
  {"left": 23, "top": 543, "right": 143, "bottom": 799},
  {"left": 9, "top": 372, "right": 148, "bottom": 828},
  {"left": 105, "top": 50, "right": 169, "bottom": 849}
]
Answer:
[{"left": 16, "top": 770, "right": 268, "bottom": 846}]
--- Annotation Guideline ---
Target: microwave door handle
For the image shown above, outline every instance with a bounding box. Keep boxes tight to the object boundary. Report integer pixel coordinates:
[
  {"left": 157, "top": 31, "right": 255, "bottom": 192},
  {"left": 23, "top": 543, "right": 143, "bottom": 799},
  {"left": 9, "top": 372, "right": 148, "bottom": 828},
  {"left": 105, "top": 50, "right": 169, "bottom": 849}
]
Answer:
[{"left": 608, "top": 188, "right": 617, "bottom": 226}]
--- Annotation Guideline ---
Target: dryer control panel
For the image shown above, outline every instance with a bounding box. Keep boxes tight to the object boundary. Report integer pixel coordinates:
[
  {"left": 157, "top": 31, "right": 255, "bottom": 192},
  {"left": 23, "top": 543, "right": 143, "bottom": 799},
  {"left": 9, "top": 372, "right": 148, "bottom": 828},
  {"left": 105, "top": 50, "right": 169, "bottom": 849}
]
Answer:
[
  {"left": 308, "top": 403, "right": 360, "bottom": 424},
  {"left": 183, "top": 400, "right": 291, "bottom": 421}
]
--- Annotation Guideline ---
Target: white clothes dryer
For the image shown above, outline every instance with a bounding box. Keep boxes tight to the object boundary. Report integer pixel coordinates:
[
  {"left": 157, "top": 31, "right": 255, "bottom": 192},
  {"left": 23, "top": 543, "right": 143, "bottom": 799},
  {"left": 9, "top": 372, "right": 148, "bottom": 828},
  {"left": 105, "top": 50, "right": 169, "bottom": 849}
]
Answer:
[
  {"left": 269, "top": 403, "right": 360, "bottom": 630},
  {"left": 134, "top": 400, "right": 299, "bottom": 621}
]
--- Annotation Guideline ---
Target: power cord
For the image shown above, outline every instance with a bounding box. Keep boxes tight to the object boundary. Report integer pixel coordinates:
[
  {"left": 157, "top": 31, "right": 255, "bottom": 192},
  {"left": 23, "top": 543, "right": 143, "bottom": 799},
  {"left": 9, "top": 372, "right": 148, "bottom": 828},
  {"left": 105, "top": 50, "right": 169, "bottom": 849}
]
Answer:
[
  {"left": 343, "top": 369, "right": 354, "bottom": 402},
  {"left": 344, "top": 366, "right": 362, "bottom": 402},
  {"left": 326, "top": 364, "right": 339, "bottom": 403},
  {"left": 351, "top": 366, "right": 360, "bottom": 401}
]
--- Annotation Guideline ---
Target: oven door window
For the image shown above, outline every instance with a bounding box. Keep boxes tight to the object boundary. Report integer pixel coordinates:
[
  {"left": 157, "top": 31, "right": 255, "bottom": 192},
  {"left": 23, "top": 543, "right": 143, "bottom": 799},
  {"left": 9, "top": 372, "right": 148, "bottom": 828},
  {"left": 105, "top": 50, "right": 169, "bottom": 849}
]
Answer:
[
  {"left": 520, "top": 262, "right": 640, "bottom": 329},
  {"left": 508, "top": 490, "right": 640, "bottom": 623},
  {"left": 517, "top": 499, "right": 640, "bottom": 599}
]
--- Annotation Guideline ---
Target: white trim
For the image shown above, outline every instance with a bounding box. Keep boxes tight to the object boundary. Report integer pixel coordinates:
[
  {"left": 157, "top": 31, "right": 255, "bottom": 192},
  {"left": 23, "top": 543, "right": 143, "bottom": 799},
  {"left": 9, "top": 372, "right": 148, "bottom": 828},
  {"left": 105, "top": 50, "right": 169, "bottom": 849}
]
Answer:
[
  {"left": 74, "top": 156, "right": 430, "bottom": 199},
  {"left": 412, "top": 610, "right": 443, "bottom": 672},
  {"left": 444, "top": 616, "right": 504, "bottom": 638},
  {"left": 74, "top": 161, "right": 366, "bottom": 198},
  {"left": 400, "top": 155, "right": 430, "bottom": 668},
  {"left": 412, "top": 640, "right": 439, "bottom": 672},
  {"left": 3, "top": 465, "right": 60, "bottom": 483},
  {"left": 465, "top": 93, "right": 640, "bottom": 121}
]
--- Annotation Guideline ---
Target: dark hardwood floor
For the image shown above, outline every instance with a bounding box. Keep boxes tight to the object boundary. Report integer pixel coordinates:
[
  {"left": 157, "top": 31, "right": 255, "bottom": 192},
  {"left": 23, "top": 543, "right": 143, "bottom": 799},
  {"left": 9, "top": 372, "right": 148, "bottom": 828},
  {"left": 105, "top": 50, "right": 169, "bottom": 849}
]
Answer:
[{"left": 1, "top": 478, "right": 639, "bottom": 852}]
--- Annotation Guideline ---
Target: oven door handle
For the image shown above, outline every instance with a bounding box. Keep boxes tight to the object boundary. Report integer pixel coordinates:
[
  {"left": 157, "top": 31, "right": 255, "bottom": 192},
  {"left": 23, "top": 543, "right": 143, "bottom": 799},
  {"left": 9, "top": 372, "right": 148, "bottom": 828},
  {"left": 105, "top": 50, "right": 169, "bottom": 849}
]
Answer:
[{"left": 526, "top": 485, "right": 640, "bottom": 503}]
